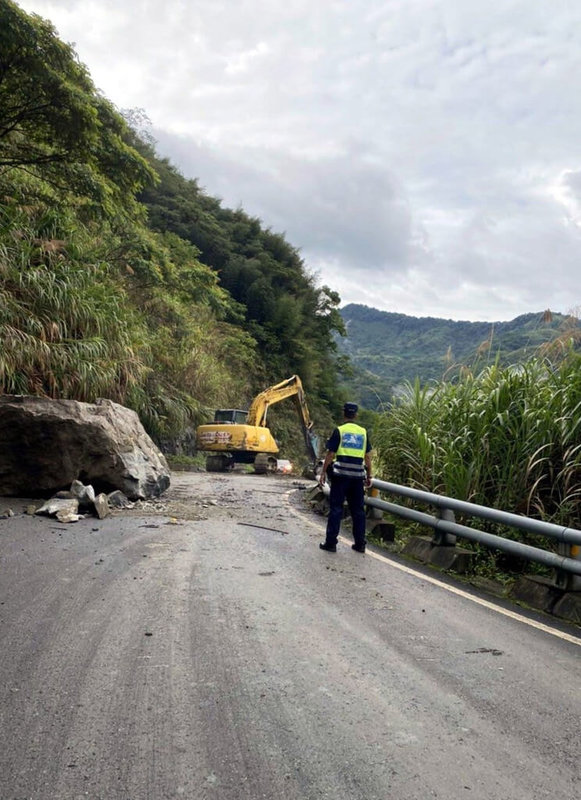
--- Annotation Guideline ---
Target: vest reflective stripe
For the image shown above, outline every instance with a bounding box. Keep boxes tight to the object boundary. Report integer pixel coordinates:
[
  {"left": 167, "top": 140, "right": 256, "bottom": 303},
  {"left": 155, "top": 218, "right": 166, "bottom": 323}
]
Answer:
[
  {"left": 333, "top": 461, "right": 366, "bottom": 478},
  {"left": 334, "top": 422, "right": 366, "bottom": 478}
]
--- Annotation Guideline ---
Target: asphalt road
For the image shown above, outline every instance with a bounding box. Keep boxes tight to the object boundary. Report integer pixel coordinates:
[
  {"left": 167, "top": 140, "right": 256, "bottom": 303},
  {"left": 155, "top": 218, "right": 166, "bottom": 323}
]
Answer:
[{"left": 1, "top": 471, "right": 580, "bottom": 800}]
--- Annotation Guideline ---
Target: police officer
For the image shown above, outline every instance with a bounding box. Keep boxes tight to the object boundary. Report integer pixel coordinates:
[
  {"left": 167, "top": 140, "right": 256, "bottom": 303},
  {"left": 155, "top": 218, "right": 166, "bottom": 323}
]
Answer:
[{"left": 318, "top": 402, "right": 372, "bottom": 553}]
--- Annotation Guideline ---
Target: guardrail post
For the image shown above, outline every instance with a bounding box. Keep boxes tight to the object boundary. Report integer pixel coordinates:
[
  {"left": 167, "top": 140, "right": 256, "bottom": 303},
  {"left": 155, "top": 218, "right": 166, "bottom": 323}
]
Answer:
[
  {"left": 555, "top": 542, "right": 581, "bottom": 591},
  {"left": 364, "top": 487, "right": 396, "bottom": 542},
  {"left": 433, "top": 508, "right": 457, "bottom": 547},
  {"left": 366, "top": 487, "right": 383, "bottom": 520}
]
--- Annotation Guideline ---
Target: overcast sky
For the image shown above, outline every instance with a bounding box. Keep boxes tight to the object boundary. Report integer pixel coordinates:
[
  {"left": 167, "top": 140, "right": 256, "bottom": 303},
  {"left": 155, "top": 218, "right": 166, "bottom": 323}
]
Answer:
[{"left": 17, "top": 0, "right": 581, "bottom": 321}]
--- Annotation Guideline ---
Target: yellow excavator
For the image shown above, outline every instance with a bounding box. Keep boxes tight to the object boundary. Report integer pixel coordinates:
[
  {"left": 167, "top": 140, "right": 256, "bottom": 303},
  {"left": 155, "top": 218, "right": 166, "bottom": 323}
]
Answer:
[{"left": 196, "top": 375, "right": 319, "bottom": 473}]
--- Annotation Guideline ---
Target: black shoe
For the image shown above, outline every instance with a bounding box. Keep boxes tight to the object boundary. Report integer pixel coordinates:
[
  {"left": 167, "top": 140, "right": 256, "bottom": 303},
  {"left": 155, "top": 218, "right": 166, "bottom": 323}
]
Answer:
[
  {"left": 319, "top": 542, "right": 337, "bottom": 552},
  {"left": 352, "top": 544, "right": 366, "bottom": 553}
]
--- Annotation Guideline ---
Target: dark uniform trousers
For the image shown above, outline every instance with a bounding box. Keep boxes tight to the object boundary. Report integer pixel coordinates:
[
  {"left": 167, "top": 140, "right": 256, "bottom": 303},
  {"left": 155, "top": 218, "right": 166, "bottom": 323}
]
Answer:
[{"left": 326, "top": 474, "right": 367, "bottom": 549}]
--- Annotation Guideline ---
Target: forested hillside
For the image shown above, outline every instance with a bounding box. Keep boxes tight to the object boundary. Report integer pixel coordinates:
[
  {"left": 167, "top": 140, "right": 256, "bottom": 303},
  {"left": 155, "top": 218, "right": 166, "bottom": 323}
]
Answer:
[
  {"left": 339, "top": 303, "right": 579, "bottom": 408},
  {"left": 0, "top": 1, "right": 346, "bottom": 460},
  {"left": 134, "top": 144, "right": 345, "bottom": 401}
]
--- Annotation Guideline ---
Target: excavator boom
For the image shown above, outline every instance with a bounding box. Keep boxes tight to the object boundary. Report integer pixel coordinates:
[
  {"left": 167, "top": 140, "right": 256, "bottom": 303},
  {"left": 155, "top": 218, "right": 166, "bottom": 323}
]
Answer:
[{"left": 247, "top": 376, "right": 307, "bottom": 426}]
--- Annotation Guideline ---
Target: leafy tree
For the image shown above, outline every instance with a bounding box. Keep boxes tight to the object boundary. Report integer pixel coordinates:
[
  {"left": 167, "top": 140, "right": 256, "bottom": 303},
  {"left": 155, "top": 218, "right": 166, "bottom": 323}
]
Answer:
[{"left": 0, "top": 1, "right": 155, "bottom": 214}]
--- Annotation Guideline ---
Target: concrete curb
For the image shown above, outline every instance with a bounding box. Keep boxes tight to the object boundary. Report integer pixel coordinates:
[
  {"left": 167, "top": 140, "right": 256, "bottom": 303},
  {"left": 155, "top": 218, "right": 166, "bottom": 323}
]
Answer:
[
  {"left": 402, "top": 535, "right": 474, "bottom": 574},
  {"left": 510, "top": 575, "right": 581, "bottom": 623}
]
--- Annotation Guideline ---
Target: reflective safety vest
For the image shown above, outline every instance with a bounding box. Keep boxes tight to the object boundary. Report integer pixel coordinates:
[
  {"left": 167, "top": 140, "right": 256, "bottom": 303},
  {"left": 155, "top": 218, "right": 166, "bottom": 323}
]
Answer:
[{"left": 333, "top": 422, "right": 367, "bottom": 478}]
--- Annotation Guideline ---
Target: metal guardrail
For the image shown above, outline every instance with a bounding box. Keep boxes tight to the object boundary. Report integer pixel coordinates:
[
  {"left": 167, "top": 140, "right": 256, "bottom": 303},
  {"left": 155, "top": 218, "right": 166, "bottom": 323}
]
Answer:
[
  {"left": 361, "top": 479, "right": 581, "bottom": 590},
  {"left": 323, "top": 478, "right": 581, "bottom": 591}
]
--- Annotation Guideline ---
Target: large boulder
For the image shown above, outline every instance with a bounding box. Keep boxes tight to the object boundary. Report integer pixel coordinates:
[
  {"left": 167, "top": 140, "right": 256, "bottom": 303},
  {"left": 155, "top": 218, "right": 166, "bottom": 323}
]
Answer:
[{"left": 0, "top": 396, "right": 170, "bottom": 500}]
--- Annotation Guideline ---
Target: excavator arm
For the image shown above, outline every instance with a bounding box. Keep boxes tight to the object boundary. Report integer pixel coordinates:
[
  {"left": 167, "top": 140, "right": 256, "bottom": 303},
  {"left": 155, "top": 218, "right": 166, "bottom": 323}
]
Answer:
[{"left": 247, "top": 375, "right": 319, "bottom": 462}]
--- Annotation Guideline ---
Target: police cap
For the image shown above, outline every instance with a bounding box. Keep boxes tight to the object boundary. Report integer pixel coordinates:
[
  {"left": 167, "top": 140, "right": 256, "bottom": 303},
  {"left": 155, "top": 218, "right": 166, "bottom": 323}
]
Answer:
[{"left": 343, "top": 402, "right": 358, "bottom": 417}]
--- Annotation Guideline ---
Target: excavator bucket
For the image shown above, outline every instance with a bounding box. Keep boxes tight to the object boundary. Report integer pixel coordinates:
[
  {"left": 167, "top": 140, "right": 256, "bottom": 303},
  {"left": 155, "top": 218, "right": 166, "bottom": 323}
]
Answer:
[{"left": 306, "top": 430, "right": 320, "bottom": 463}]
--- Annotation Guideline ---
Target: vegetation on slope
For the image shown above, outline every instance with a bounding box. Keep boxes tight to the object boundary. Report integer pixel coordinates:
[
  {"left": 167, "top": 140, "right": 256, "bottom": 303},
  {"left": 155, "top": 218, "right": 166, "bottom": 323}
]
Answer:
[
  {"left": 0, "top": 1, "right": 345, "bottom": 460},
  {"left": 135, "top": 150, "right": 346, "bottom": 406},
  {"left": 372, "top": 355, "right": 581, "bottom": 574},
  {"left": 339, "top": 303, "right": 579, "bottom": 409}
]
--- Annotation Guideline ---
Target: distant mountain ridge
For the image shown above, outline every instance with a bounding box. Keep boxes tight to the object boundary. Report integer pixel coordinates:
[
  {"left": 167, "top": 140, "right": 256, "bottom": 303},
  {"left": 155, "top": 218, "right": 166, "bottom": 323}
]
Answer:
[{"left": 338, "top": 304, "right": 576, "bottom": 409}]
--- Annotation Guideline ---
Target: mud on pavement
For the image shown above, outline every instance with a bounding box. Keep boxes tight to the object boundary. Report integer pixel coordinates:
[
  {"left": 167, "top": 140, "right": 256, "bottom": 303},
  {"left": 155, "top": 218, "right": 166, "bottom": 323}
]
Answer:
[
  {"left": 0, "top": 469, "right": 317, "bottom": 528},
  {"left": 161, "top": 470, "right": 315, "bottom": 525}
]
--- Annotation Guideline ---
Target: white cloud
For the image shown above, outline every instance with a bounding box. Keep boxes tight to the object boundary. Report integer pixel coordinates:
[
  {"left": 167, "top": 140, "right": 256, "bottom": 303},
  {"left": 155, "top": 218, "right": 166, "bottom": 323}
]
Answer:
[{"left": 16, "top": 0, "right": 581, "bottom": 320}]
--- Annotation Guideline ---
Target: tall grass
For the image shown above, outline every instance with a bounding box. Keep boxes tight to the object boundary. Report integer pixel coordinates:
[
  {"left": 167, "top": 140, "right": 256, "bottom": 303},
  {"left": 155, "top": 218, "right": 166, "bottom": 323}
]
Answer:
[
  {"left": 0, "top": 205, "right": 147, "bottom": 402},
  {"left": 0, "top": 187, "right": 255, "bottom": 441},
  {"left": 374, "top": 356, "right": 581, "bottom": 530}
]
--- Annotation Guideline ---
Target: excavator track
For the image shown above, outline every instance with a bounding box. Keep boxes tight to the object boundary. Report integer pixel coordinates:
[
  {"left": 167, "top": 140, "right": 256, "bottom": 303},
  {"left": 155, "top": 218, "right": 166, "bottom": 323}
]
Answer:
[
  {"left": 254, "top": 454, "right": 278, "bottom": 474},
  {"left": 205, "top": 454, "right": 234, "bottom": 472}
]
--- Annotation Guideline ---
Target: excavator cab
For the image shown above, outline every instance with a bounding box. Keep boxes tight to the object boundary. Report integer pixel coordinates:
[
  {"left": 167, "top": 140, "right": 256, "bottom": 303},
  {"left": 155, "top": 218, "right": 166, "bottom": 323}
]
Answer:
[{"left": 213, "top": 409, "right": 248, "bottom": 424}]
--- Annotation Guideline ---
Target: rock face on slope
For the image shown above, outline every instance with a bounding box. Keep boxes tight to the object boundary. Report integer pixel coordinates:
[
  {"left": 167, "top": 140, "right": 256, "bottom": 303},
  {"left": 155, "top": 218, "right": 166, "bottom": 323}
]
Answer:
[{"left": 0, "top": 396, "right": 170, "bottom": 499}]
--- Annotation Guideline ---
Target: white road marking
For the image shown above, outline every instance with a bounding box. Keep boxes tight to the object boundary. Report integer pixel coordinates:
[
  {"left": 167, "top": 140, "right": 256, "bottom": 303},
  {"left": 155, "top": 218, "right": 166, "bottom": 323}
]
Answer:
[{"left": 285, "top": 490, "right": 581, "bottom": 648}]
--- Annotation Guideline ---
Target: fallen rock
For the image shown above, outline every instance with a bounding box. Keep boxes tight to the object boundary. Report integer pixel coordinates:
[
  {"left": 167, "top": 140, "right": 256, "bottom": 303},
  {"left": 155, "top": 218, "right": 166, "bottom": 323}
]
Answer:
[
  {"left": 0, "top": 396, "right": 170, "bottom": 500},
  {"left": 36, "top": 498, "right": 79, "bottom": 518},
  {"left": 93, "top": 493, "right": 109, "bottom": 519},
  {"left": 56, "top": 508, "right": 82, "bottom": 523},
  {"left": 70, "top": 480, "right": 96, "bottom": 507},
  {"left": 107, "top": 490, "right": 132, "bottom": 508},
  {"left": 70, "top": 479, "right": 109, "bottom": 518}
]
